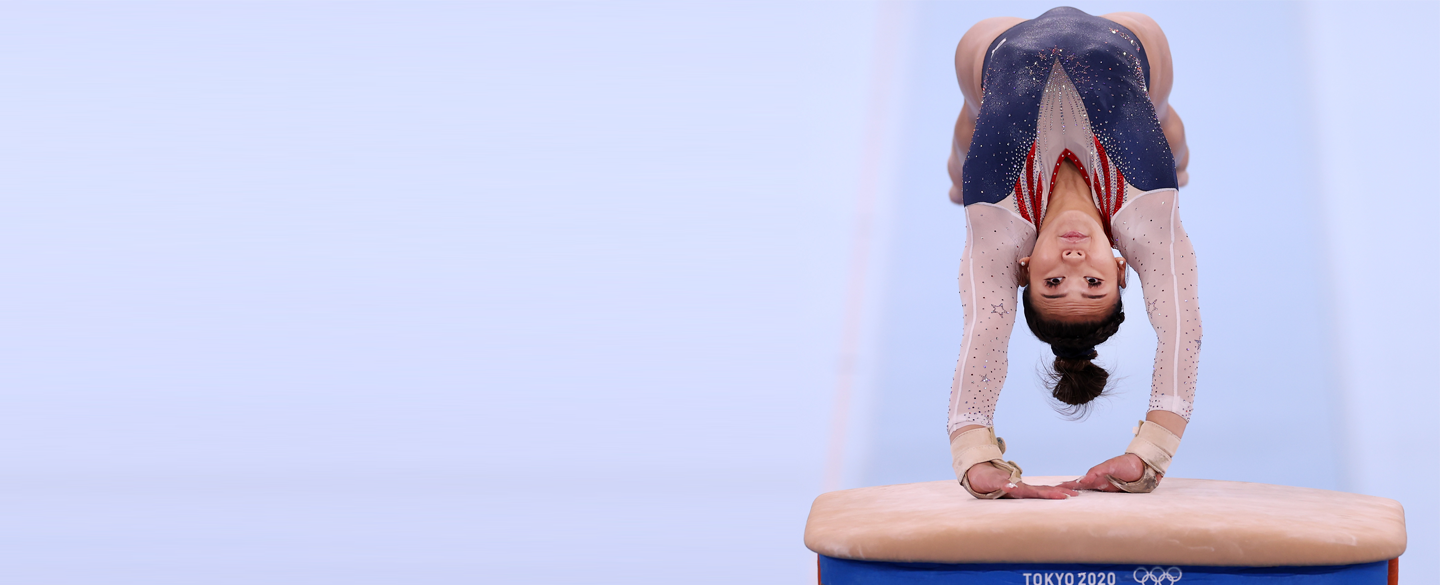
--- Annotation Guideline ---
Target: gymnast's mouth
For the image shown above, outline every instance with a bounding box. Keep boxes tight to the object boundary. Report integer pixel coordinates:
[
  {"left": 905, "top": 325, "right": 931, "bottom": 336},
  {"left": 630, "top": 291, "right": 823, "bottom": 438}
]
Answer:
[{"left": 1059, "top": 231, "right": 1088, "bottom": 242}]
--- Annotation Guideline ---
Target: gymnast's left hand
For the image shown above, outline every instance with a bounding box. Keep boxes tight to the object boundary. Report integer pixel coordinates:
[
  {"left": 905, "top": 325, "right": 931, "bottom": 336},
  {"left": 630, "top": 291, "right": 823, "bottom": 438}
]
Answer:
[{"left": 1057, "top": 454, "right": 1149, "bottom": 492}]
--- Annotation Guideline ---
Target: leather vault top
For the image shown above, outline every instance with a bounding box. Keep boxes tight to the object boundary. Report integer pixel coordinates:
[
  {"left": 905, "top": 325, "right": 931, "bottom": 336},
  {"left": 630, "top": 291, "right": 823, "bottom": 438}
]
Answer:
[{"left": 804, "top": 477, "right": 1405, "bottom": 566}]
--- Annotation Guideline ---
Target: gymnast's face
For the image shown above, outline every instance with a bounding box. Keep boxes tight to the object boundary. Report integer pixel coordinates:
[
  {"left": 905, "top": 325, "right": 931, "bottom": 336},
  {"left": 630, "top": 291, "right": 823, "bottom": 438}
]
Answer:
[{"left": 1022, "top": 209, "right": 1125, "bottom": 322}]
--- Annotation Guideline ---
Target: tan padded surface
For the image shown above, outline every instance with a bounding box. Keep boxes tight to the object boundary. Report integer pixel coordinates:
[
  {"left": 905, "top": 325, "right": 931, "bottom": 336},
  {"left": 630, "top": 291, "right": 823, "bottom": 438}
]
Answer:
[{"left": 804, "top": 477, "right": 1405, "bottom": 566}]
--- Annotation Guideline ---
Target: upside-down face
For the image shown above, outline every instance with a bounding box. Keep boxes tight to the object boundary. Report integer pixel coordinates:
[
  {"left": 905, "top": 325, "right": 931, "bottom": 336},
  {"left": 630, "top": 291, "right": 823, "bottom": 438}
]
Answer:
[{"left": 1021, "top": 208, "right": 1125, "bottom": 323}]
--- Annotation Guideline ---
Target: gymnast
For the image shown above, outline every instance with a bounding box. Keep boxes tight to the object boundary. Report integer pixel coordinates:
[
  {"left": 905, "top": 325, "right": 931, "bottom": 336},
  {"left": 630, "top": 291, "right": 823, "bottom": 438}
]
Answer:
[{"left": 945, "top": 7, "right": 1199, "bottom": 499}]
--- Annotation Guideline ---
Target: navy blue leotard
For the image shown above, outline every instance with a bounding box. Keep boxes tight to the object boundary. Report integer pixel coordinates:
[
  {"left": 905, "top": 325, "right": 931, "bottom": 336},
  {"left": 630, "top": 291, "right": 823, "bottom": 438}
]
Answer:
[{"left": 961, "top": 7, "right": 1178, "bottom": 239}]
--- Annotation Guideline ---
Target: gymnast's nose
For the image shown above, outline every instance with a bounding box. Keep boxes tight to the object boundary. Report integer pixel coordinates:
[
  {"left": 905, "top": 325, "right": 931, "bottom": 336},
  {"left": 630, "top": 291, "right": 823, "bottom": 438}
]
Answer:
[{"left": 1062, "top": 249, "right": 1085, "bottom": 263}]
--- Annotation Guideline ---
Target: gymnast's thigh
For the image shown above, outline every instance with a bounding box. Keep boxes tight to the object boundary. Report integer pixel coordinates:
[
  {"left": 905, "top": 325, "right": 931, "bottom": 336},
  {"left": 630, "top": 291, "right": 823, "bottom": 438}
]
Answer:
[
  {"left": 953, "top": 16, "right": 1025, "bottom": 112},
  {"left": 1101, "top": 12, "right": 1175, "bottom": 114}
]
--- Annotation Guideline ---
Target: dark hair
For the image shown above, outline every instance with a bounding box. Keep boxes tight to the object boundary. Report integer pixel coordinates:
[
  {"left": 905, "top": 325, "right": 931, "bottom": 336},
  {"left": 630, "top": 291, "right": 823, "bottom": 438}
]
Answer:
[{"left": 1020, "top": 287, "right": 1125, "bottom": 418}]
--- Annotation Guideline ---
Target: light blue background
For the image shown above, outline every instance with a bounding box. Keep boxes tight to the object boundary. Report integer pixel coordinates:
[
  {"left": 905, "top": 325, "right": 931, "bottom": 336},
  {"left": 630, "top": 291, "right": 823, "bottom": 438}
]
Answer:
[{"left": 0, "top": 2, "right": 1432, "bottom": 583}]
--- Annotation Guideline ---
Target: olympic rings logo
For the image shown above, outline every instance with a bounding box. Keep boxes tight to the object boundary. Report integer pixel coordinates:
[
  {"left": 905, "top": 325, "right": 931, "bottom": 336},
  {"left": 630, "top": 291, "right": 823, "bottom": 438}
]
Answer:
[{"left": 1132, "top": 567, "right": 1182, "bottom": 584}]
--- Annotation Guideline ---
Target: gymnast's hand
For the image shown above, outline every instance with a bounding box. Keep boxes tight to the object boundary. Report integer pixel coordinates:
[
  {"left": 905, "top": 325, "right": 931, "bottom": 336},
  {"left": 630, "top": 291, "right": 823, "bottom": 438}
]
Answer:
[
  {"left": 1057, "top": 454, "right": 1149, "bottom": 492},
  {"left": 967, "top": 463, "right": 1080, "bottom": 499}
]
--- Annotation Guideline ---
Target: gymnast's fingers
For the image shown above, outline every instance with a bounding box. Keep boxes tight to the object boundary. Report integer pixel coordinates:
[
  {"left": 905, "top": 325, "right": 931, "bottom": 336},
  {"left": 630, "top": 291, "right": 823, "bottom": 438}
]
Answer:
[
  {"left": 1082, "top": 469, "right": 1117, "bottom": 491},
  {"left": 1053, "top": 476, "right": 1090, "bottom": 491},
  {"left": 1063, "top": 468, "right": 1119, "bottom": 492},
  {"left": 1089, "top": 468, "right": 1129, "bottom": 491},
  {"left": 1034, "top": 483, "right": 1081, "bottom": 499},
  {"left": 1003, "top": 482, "right": 1079, "bottom": 500},
  {"left": 1057, "top": 471, "right": 1095, "bottom": 490}
]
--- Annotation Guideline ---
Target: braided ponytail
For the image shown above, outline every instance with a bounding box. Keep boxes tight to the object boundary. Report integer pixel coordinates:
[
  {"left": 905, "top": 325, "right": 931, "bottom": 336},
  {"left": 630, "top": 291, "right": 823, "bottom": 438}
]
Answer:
[{"left": 1020, "top": 287, "right": 1125, "bottom": 418}]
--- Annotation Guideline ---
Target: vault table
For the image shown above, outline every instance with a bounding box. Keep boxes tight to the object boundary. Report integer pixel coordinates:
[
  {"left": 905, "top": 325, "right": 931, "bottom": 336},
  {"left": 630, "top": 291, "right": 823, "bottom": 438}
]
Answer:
[{"left": 804, "top": 477, "right": 1405, "bottom": 584}]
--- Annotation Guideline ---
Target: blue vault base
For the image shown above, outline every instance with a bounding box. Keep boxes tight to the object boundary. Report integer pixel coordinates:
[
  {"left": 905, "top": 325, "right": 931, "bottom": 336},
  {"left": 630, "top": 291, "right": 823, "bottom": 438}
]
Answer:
[{"left": 818, "top": 556, "right": 1391, "bottom": 585}]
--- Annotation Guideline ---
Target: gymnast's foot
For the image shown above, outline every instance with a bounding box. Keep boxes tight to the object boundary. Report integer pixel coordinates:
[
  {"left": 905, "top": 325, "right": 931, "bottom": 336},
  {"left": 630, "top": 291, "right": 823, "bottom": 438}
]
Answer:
[
  {"left": 966, "top": 463, "right": 1080, "bottom": 499},
  {"left": 1057, "top": 454, "right": 1149, "bottom": 492}
]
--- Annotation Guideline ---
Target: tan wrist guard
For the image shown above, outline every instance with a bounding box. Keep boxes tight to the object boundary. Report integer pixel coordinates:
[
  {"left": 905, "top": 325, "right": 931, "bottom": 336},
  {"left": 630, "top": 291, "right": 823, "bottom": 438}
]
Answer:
[
  {"left": 1125, "top": 419, "right": 1181, "bottom": 475},
  {"left": 950, "top": 427, "right": 1022, "bottom": 485}
]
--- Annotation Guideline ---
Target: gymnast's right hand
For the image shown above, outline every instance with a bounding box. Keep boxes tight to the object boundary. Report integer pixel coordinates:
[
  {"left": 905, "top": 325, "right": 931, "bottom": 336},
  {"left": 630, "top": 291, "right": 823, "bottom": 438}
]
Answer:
[{"left": 966, "top": 463, "right": 1080, "bottom": 499}]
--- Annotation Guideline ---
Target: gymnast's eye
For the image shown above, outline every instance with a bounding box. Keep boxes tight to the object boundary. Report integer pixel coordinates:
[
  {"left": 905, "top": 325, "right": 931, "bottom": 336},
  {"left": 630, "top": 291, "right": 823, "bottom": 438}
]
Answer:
[
  {"left": 1085, "top": 277, "right": 1101, "bottom": 286},
  {"left": 1045, "top": 277, "right": 1062, "bottom": 287}
]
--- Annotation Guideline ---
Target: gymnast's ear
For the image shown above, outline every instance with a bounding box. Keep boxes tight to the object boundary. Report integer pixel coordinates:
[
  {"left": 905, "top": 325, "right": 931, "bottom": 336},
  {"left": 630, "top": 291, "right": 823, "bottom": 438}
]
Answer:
[
  {"left": 1017, "top": 256, "right": 1031, "bottom": 286},
  {"left": 1114, "top": 256, "right": 1127, "bottom": 289}
]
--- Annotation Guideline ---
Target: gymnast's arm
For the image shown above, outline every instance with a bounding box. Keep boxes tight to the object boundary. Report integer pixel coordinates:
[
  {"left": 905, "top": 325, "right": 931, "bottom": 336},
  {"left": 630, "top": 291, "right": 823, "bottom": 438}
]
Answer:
[
  {"left": 1120, "top": 192, "right": 1200, "bottom": 433},
  {"left": 945, "top": 205, "right": 1076, "bottom": 499},
  {"left": 1062, "top": 191, "right": 1201, "bottom": 491}
]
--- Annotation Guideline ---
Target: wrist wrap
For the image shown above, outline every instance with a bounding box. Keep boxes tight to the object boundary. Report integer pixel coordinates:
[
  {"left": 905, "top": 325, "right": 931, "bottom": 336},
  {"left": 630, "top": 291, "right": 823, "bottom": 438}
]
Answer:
[
  {"left": 950, "top": 427, "right": 1022, "bottom": 485},
  {"left": 1125, "top": 419, "right": 1181, "bottom": 474}
]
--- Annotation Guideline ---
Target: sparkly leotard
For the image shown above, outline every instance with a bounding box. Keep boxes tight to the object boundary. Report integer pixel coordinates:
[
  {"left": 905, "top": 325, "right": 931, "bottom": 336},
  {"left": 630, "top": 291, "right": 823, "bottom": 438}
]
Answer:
[{"left": 946, "top": 7, "right": 1202, "bottom": 433}]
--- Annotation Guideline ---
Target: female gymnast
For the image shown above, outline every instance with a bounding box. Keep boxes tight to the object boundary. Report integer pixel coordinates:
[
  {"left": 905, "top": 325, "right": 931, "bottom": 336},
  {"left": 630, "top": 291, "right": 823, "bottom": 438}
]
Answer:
[{"left": 945, "top": 7, "right": 1200, "bottom": 499}]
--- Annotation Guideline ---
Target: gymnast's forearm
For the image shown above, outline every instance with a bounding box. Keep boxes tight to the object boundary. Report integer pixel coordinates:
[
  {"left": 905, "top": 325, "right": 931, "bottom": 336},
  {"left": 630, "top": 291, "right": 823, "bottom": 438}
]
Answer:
[
  {"left": 944, "top": 268, "right": 1014, "bottom": 436},
  {"left": 949, "top": 424, "right": 983, "bottom": 442},
  {"left": 1139, "top": 219, "right": 1200, "bottom": 427},
  {"left": 1145, "top": 409, "right": 1187, "bottom": 439},
  {"left": 946, "top": 206, "right": 1030, "bottom": 437},
  {"left": 1113, "top": 191, "right": 1201, "bottom": 442}
]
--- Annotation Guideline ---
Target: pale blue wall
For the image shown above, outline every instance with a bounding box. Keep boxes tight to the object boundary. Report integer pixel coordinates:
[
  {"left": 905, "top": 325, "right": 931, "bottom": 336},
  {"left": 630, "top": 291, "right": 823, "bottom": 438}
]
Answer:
[
  {"left": 1305, "top": 0, "right": 1440, "bottom": 574},
  {"left": 0, "top": 2, "right": 873, "bottom": 582}
]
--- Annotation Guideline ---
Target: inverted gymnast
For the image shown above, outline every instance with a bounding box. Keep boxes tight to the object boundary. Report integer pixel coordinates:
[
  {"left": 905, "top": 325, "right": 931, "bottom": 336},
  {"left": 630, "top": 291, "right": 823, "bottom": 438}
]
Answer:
[{"left": 946, "top": 7, "right": 1199, "bottom": 499}]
